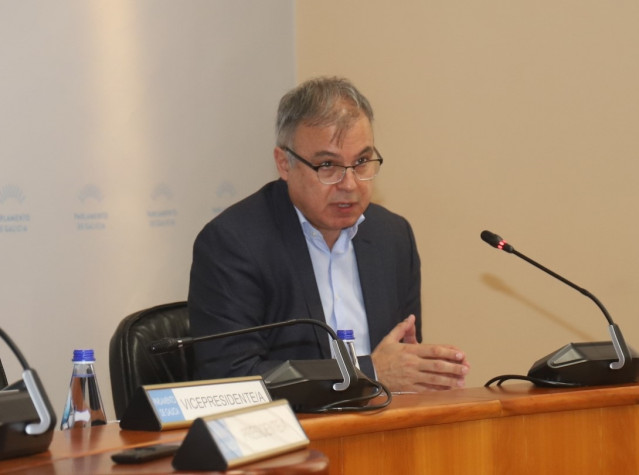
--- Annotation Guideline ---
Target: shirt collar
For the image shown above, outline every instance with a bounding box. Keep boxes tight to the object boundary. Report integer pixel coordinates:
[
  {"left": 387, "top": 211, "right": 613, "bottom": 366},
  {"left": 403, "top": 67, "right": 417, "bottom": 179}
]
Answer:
[{"left": 294, "top": 207, "right": 365, "bottom": 251}]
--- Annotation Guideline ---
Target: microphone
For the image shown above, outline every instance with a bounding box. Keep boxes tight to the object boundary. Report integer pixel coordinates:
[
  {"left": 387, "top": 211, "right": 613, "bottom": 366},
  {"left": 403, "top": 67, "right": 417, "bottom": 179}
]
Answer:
[
  {"left": 148, "top": 319, "right": 390, "bottom": 413},
  {"left": 0, "top": 327, "right": 56, "bottom": 460},
  {"left": 480, "top": 230, "right": 639, "bottom": 387}
]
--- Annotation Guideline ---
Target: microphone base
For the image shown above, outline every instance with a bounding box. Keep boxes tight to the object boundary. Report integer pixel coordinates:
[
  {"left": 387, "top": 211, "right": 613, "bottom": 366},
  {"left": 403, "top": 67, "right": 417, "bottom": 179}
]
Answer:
[
  {"left": 0, "top": 386, "right": 54, "bottom": 460},
  {"left": 263, "top": 359, "right": 379, "bottom": 412},
  {"left": 528, "top": 341, "right": 639, "bottom": 387}
]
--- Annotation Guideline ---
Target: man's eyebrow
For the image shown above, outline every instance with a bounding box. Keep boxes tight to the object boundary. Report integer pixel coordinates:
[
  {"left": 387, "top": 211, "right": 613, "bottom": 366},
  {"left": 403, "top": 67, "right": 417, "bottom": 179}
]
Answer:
[
  {"left": 311, "top": 150, "right": 340, "bottom": 159},
  {"left": 311, "top": 146, "right": 374, "bottom": 161}
]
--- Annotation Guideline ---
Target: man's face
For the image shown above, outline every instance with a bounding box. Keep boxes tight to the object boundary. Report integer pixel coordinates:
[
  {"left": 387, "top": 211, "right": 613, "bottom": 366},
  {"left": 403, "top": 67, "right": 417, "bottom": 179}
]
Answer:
[{"left": 274, "top": 115, "right": 375, "bottom": 248}]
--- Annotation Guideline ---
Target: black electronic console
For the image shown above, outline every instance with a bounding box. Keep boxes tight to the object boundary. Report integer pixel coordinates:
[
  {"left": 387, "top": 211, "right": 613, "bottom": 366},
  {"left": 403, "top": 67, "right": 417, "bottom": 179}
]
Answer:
[
  {"left": 262, "top": 358, "right": 380, "bottom": 412},
  {"left": 528, "top": 341, "right": 639, "bottom": 387},
  {"left": 0, "top": 328, "right": 56, "bottom": 460},
  {"left": 481, "top": 230, "right": 639, "bottom": 388}
]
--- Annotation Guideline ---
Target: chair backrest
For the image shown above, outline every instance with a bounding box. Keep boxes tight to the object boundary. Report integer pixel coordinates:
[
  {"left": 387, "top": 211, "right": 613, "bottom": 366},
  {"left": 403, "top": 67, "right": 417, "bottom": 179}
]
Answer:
[
  {"left": 109, "top": 302, "right": 193, "bottom": 419},
  {"left": 0, "top": 357, "right": 7, "bottom": 389}
]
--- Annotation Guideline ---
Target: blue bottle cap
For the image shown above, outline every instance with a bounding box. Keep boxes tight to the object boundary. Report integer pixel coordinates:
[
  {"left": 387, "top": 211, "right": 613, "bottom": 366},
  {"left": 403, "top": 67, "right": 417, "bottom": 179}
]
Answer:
[
  {"left": 337, "top": 329, "right": 355, "bottom": 340},
  {"left": 72, "top": 349, "right": 95, "bottom": 363}
]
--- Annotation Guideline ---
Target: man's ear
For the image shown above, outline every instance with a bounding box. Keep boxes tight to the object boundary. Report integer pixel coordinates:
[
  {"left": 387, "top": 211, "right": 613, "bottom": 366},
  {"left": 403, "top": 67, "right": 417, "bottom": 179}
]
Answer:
[{"left": 273, "top": 147, "right": 290, "bottom": 181}]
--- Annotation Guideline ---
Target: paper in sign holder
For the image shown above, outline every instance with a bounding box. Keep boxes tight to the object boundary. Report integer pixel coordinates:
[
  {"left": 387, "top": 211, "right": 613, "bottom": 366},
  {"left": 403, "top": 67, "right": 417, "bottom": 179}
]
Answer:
[{"left": 172, "top": 399, "right": 309, "bottom": 471}]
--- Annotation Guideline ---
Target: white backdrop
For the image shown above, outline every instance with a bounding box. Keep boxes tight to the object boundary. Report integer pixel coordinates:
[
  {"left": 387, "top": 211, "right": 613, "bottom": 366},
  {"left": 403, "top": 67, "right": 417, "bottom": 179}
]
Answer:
[{"left": 0, "top": 1, "right": 293, "bottom": 421}]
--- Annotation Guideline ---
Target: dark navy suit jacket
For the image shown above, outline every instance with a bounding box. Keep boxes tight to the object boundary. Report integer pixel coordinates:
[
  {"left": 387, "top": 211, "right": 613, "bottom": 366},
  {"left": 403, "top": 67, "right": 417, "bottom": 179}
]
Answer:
[{"left": 188, "top": 179, "right": 421, "bottom": 380}]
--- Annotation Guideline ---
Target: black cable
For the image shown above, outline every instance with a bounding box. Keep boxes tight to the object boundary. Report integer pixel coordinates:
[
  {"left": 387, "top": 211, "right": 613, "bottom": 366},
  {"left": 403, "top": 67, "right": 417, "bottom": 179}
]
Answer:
[
  {"left": 484, "top": 374, "right": 582, "bottom": 388},
  {"left": 0, "top": 327, "right": 30, "bottom": 369},
  {"left": 310, "top": 380, "right": 393, "bottom": 413}
]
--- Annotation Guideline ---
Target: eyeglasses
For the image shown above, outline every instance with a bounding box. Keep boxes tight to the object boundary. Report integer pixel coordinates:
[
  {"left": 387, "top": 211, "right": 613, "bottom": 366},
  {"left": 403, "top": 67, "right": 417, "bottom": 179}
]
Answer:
[{"left": 283, "top": 147, "right": 384, "bottom": 185}]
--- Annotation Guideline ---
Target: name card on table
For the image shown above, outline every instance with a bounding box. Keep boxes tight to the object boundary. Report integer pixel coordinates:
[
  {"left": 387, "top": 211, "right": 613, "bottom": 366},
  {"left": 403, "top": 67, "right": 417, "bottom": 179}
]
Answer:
[
  {"left": 172, "top": 399, "right": 309, "bottom": 472},
  {"left": 119, "top": 376, "right": 271, "bottom": 431}
]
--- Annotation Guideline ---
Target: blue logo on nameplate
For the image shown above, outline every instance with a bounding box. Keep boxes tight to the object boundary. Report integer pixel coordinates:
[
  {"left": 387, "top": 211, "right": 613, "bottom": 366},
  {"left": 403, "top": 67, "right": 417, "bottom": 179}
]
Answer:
[{"left": 148, "top": 388, "right": 185, "bottom": 424}]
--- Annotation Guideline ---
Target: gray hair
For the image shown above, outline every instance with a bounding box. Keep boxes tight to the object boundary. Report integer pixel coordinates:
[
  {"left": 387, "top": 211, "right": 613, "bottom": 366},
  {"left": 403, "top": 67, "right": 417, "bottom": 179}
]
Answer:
[{"left": 275, "top": 77, "right": 374, "bottom": 148}]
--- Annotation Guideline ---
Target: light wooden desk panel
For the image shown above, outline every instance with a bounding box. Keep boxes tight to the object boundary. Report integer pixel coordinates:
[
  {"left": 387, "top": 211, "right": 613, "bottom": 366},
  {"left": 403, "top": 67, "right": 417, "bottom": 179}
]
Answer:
[{"left": 300, "top": 384, "right": 639, "bottom": 475}]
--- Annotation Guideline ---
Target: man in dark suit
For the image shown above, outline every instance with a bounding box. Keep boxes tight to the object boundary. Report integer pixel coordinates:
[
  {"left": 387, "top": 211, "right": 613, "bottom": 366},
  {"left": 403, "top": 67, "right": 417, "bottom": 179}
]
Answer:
[{"left": 189, "top": 77, "right": 469, "bottom": 392}]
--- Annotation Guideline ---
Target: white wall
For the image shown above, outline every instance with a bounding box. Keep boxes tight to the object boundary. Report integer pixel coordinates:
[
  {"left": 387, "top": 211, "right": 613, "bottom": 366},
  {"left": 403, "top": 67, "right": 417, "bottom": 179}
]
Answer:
[{"left": 0, "top": 1, "right": 294, "bottom": 422}]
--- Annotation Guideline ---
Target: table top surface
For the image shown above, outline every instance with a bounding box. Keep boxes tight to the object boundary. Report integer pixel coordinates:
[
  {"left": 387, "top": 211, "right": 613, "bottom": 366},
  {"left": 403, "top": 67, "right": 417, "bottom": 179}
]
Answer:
[
  {"left": 300, "top": 382, "right": 639, "bottom": 439},
  {"left": 2, "top": 382, "right": 638, "bottom": 473}
]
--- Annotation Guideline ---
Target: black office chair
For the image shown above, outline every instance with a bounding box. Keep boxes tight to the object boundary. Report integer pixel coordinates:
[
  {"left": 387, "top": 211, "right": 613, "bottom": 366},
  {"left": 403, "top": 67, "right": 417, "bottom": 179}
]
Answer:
[
  {"left": 0, "top": 357, "right": 7, "bottom": 389},
  {"left": 109, "top": 301, "right": 194, "bottom": 419}
]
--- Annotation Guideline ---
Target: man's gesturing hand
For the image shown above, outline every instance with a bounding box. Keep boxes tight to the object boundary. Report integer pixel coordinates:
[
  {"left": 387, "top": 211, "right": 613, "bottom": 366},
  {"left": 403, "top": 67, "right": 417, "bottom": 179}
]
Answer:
[{"left": 371, "top": 315, "right": 470, "bottom": 392}]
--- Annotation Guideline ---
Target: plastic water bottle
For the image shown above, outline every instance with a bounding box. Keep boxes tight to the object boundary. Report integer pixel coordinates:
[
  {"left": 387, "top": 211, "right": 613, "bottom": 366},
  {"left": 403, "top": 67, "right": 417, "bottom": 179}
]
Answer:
[
  {"left": 60, "top": 349, "right": 107, "bottom": 430},
  {"left": 337, "top": 329, "right": 360, "bottom": 369}
]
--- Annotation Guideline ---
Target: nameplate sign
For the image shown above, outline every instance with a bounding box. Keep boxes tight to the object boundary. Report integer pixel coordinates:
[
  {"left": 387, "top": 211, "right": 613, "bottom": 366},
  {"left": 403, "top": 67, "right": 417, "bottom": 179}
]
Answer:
[
  {"left": 119, "top": 376, "right": 271, "bottom": 431},
  {"left": 172, "top": 399, "right": 309, "bottom": 471}
]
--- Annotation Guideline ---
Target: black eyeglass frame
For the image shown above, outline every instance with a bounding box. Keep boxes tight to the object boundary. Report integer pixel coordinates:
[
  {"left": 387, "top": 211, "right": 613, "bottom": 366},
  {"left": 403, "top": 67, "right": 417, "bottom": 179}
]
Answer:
[{"left": 282, "top": 146, "right": 384, "bottom": 185}]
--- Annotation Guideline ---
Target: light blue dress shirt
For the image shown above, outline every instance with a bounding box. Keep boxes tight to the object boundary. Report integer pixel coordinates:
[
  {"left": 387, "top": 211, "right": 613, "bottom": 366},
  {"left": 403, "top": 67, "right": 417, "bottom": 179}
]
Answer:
[{"left": 295, "top": 207, "right": 371, "bottom": 356}]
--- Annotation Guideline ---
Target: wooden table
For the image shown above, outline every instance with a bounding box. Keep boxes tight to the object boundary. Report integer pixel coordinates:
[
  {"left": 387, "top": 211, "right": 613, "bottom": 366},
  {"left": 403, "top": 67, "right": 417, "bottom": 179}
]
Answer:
[
  {"left": 301, "top": 383, "right": 639, "bottom": 474},
  {"left": 1, "top": 383, "right": 637, "bottom": 474},
  {"left": 0, "top": 425, "right": 328, "bottom": 474}
]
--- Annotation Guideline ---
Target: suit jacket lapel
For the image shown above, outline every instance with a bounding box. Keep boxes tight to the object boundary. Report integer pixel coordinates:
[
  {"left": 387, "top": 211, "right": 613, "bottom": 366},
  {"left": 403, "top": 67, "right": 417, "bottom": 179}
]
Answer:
[
  {"left": 270, "top": 180, "right": 332, "bottom": 357},
  {"left": 353, "top": 224, "right": 388, "bottom": 348}
]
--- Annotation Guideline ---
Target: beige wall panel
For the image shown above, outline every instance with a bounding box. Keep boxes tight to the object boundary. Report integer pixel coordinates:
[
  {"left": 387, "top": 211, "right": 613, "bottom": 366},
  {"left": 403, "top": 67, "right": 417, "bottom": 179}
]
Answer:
[{"left": 297, "top": 1, "right": 639, "bottom": 388}]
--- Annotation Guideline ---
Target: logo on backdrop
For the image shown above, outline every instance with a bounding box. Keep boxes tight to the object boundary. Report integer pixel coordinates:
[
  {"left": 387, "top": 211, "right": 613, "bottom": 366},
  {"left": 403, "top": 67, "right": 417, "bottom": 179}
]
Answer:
[
  {"left": 212, "top": 181, "right": 237, "bottom": 216},
  {"left": 0, "top": 184, "right": 30, "bottom": 233},
  {"left": 0, "top": 184, "right": 26, "bottom": 204},
  {"left": 78, "top": 184, "right": 103, "bottom": 203},
  {"left": 74, "top": 184, "right": 108, "bottom": 231},
  {"left": 147, "top": 183, "right": 177, "bottom": 228},
  {"left": 0, "top": 185, "right": 31, "bottom": 234}
]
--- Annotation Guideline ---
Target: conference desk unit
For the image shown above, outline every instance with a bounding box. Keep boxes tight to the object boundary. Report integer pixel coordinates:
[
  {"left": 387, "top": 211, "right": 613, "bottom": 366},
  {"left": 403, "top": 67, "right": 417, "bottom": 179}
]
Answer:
[{"left": 0, "top": 383, "right": 637, "bottom": 474}]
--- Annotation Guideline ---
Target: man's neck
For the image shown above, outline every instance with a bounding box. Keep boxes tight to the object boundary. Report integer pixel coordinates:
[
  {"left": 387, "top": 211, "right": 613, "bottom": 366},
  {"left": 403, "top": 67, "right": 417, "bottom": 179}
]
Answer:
[{"left": 322, "top": 231, "right": 340, "bottom": 250}]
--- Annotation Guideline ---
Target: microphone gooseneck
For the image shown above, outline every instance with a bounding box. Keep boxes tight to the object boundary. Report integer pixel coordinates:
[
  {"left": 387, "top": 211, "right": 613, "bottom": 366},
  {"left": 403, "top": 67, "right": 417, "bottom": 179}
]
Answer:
[
  {"left": 148, "top": 318, "right": 338, "bottom": 354},
  {"left": 480, "top": 230, "right": 628, "bottom": 372},
  {"left": 148, "top": 319, "right": 350, "bottom": 388},
  {"left": 481, "top": 230, "right": 613, "bottom": 325},
  {"left": 148, "top": 318, "right": 365, "bottom": 395}
]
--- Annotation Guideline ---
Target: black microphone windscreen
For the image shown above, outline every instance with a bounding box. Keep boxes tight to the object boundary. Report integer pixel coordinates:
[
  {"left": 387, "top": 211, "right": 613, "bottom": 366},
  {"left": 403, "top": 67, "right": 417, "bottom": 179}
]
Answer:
[
  {"left": 148, "top": 338, "right": 178, "bottom": 354},
  {"left": 481, "top": 230, "right": 500, "bottom": 247},
  {"left": 480, "top": 230, "right": 513, "bottom": 253}
]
